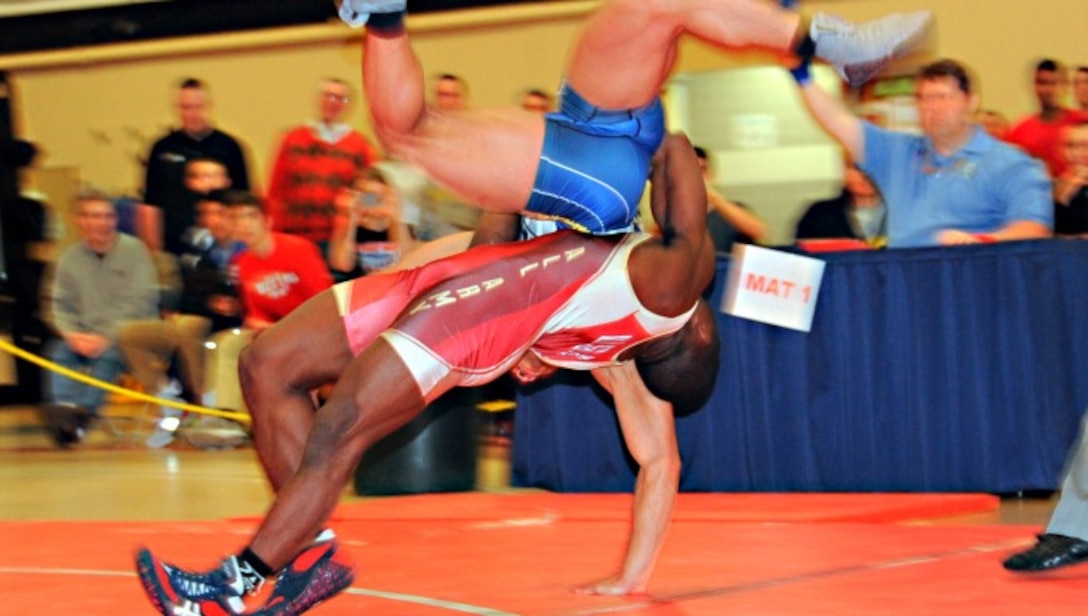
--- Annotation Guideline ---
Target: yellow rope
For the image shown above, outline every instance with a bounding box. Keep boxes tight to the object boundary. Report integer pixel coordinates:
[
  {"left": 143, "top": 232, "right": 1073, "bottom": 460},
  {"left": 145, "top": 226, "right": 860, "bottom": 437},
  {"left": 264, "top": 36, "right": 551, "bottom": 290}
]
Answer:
[{"left": 0, "top": 337, "right": 250, "bottom": 424}]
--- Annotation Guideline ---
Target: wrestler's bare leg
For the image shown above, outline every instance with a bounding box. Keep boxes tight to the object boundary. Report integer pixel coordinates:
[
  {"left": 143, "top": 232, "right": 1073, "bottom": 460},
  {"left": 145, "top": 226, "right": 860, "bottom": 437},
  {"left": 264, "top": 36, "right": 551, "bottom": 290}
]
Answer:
[
  {"left": 360, "top": 0, "right": 793, "bottom": 206},
  {"left": 248, "top": 337, "right": 429, "bottom": 569},
  {"left": 363, "top": 32, "right": 544, "bottom": 213},
  {"left": 566, "top": 0, "right": 800, "bottom": 110},
  {"left": 239, "top": 290, "right": 355, "bottom": 491}
]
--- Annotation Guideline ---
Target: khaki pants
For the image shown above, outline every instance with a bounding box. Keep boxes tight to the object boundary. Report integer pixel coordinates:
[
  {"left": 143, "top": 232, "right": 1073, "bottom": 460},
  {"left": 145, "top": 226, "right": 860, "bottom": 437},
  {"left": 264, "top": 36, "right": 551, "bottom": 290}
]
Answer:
[
  {"left": 202, "top": 328, "right": 254, "bottom": 413},
  {"left": 117, "top": 314, "right": 212, "bottom": 396}
]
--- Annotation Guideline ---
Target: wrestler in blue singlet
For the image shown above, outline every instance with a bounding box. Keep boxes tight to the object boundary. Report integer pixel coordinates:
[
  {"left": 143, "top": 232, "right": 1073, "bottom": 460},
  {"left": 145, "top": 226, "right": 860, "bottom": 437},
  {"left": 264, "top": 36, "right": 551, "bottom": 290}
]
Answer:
[{"left": 524, "top": 83, "right": 665, "bottom": 236}]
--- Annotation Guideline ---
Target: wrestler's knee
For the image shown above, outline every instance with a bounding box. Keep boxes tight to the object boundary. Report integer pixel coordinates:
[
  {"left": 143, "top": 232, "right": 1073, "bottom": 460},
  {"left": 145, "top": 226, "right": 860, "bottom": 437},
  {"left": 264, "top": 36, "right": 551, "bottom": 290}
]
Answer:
[
  {"left": 236, "top": 344, "right": 263, "bottom": 408},
  {"left": 237, "top": 337, "right": 293, "bottom": 408}
]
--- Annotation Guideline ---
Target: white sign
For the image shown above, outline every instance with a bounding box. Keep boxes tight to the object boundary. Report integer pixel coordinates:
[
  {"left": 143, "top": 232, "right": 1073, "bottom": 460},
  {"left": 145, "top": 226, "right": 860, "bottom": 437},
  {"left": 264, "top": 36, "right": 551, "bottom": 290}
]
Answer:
[{"left": 722, "top": 244, "right": 826, "bottom": 332}]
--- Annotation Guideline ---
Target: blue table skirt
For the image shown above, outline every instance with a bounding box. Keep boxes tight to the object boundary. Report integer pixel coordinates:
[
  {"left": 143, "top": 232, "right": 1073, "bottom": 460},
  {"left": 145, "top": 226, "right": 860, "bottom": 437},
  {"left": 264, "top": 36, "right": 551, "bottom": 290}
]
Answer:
[{"left": 512, "top": 240, "right": 1088, "bottom": 493}]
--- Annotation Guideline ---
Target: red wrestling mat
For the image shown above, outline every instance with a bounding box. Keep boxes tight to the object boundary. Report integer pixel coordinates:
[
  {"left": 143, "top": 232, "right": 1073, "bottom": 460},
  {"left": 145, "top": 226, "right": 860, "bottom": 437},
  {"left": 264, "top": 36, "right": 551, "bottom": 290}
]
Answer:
[
  {"left": 2, "top": 494, "right": 1079, "bottom": 616},
  {"left": 243, "top": 491, "right": 999, "bottom": 524}
]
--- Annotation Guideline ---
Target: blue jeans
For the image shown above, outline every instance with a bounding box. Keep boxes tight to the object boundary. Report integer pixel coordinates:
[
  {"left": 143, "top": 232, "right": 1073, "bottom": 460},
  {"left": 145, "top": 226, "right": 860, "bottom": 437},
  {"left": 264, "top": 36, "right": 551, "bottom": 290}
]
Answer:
[{"left": 43, "top": 338, "right": 125, "bottom": 414}]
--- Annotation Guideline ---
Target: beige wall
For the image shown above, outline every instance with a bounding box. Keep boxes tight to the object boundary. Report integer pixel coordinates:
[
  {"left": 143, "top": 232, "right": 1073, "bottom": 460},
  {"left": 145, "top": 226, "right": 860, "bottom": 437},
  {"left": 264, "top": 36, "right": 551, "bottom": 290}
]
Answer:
[
  {"left": 5, "top": 0, "right": 1088, "bottom": 199},
  {"left": 5, "top": 3, "right": 587, "bottom": 197}
]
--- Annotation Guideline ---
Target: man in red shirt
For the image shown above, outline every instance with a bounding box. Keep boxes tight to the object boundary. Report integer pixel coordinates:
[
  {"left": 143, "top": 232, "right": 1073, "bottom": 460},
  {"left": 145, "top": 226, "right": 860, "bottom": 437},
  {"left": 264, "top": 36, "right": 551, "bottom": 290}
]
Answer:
[
  {"left": 266, "top": 78, "right": 380, "bottom": 246},
  {"left": 1008, "top": 59, "right": 1088, "bottom": 177},
  {"left": 228, "top": 191, "right": 333, "bottom": 332}
]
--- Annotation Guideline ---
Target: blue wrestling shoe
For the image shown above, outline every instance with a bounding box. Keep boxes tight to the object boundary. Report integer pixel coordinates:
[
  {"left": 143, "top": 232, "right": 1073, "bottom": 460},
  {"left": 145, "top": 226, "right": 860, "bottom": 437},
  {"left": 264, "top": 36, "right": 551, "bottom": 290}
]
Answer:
[
  {"left": 335, "top": 0, "right": 406, "bottom": 28},
  {"left": 811, "top": 11, "right": 933, "bottom": 87},
  {"left": 252, "top": 531, "right": 356, "bottom": 616},
  {"left": 136, "top": 549, "right": 261, "bottom": 616}
]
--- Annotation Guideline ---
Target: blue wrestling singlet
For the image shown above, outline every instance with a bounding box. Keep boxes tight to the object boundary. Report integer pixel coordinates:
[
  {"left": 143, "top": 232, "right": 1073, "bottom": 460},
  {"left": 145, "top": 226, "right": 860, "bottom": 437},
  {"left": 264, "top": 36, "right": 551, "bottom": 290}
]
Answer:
[{"left": 525, "top": 83, "right": 665, "bottom": 235}]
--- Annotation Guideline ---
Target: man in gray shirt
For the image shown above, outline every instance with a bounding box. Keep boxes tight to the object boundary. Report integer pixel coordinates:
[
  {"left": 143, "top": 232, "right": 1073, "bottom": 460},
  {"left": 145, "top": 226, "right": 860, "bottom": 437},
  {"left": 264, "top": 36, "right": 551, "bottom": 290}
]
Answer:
[{"left": 41, "top": 191, "right": 158, "bottom": 445}]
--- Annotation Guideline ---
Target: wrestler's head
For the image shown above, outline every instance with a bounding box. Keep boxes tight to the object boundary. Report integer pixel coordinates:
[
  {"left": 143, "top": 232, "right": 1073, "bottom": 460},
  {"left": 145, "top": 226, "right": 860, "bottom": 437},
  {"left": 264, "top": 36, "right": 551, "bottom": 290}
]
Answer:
[{"left": 635, "top": 300, "right": 720, "bottom": 416}]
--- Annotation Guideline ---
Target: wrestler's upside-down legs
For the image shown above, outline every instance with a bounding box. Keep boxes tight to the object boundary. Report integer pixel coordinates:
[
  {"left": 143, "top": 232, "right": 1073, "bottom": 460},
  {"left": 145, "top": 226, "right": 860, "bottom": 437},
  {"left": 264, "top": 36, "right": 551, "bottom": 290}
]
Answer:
[{"left": 360, "top": 0, "right": 929, "bottom": 216}]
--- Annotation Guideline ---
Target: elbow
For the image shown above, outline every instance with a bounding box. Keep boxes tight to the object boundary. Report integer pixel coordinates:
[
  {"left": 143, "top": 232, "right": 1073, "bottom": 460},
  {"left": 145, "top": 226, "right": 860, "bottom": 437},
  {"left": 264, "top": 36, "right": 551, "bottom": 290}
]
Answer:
[{"left": 642, "top": 450, "right": 682, "bottom": 486}]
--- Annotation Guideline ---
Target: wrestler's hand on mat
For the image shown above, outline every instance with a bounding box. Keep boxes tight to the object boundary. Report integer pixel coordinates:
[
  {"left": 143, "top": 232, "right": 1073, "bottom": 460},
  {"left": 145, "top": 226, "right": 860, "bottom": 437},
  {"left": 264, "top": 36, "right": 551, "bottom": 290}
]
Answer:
[{"left": 573, "top": 574, "right": 647, "bottom": 596}]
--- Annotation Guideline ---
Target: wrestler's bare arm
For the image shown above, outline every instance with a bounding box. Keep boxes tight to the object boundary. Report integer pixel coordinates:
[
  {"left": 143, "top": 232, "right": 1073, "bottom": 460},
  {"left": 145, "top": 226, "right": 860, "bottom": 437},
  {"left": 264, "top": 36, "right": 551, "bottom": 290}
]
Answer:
[
  {"left": 468, "top": 212, "right": 521, "bottom": 247},
  {"left": 629, "top": 133, "right": 716, "bottom": 315},
  {"left": 580, "top": 362, "right": 680, "bottom": 596}
]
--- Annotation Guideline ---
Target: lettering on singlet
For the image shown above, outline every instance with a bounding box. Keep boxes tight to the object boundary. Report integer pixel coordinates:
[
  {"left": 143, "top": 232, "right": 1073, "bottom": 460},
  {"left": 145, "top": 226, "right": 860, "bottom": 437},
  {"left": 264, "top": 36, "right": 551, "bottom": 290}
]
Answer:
[{"left": 406, "top": 246, "right": 588, "bottom": 316}]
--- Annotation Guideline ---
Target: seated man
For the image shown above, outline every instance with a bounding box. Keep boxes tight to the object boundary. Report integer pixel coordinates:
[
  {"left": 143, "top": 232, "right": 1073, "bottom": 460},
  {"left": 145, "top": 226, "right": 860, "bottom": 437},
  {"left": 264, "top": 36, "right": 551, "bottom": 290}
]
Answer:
[
  {"left": 326, "top": 166, "right": 412, "bottom": 279},
  {"left": 355, "top": 0, "right": 931, "bottom": 235},
  {"left": 117, "top": 192, "right": 246, "bottom": 448},
  {"left": 795, "top": 161, "right": 886, "bottom": 242},
  {"left": 1053, "top": 120, "right": 1088, "bottom": 237},
  {"left": 791, "top": 57, "right": 1052, "bottom": 247},
  {"left": 137, "top": 133, "right": 719, "bottom": 615},
  {"left": 40, "top": 191, "right": 159, "bottom": 446},
  {"left": 226, "top": 191, "right": 335, "bottom": 333}
]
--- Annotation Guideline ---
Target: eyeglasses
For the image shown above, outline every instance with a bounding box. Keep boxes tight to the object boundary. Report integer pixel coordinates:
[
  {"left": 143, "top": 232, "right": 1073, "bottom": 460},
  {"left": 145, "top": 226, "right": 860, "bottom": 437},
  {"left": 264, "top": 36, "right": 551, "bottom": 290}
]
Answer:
[{"left": 323, "top": 92, "right": 349, "bottom": 103}]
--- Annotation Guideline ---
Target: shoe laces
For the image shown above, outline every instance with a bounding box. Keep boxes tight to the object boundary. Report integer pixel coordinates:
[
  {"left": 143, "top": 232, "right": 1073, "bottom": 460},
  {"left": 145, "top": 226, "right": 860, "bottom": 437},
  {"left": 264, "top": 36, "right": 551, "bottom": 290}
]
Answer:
[{"left": 169, "top": 557, "right": 252, "bottom": 599}]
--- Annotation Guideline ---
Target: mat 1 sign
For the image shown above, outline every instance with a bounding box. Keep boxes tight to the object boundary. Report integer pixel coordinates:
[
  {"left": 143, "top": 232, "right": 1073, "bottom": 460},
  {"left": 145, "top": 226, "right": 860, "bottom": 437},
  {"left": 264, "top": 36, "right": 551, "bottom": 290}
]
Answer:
[{"left": 722, "top": 244, "right": 826, "bottom": 332}]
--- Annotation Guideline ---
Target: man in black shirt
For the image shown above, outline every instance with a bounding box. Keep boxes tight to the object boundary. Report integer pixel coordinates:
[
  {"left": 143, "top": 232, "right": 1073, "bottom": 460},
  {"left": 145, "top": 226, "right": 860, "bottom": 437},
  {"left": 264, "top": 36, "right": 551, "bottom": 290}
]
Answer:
[{"left": 139, "top": 78, "right": 250, "bottom": 255}]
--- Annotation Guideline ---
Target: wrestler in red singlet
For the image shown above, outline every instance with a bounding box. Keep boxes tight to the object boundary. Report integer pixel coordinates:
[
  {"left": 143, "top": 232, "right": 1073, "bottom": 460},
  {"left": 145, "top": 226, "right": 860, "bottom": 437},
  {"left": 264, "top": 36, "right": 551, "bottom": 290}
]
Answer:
[{"left": 333, "top": 229, "right": 693, "bottom": 402}]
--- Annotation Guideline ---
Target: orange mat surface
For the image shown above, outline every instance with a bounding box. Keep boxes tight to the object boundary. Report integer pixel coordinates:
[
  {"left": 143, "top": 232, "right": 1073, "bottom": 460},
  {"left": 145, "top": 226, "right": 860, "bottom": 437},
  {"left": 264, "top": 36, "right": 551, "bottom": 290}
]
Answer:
[
  {"left": 314, "top": 491, "right": 1001, "bottom": 524},
  {"left": 2, "top": 493, "right": 1081, "bottom": 615}
]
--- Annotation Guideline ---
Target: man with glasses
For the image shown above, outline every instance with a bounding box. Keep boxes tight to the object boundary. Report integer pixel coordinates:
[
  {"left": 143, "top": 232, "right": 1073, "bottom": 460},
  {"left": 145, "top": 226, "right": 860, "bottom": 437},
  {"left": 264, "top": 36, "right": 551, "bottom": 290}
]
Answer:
[
  {"left": 791, "top": 57, "right": 1052, "bottom": 247},
  {"left": 266, "top": 78, "right": 380, "bottom": 247}
]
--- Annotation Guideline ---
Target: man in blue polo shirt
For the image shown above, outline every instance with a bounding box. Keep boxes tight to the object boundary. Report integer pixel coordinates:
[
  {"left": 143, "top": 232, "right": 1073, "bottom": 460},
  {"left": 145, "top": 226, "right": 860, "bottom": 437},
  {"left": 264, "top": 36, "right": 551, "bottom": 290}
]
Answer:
[{"left": 792, "top": 58, "right": 1052, "bottom": 248}]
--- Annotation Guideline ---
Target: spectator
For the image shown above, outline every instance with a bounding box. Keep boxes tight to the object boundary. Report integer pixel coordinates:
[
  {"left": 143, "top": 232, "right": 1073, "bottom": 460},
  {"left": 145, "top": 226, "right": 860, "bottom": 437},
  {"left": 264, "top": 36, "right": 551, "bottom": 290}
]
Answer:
[
  {"left": 521, "top": 88, "right": 554, "bottom": 114},
  {"left": 693, "top": 145, "right": 766, "bottom": 251},
  {"left": 795, "top": 161, "right": 886, "bottom": 241},
  {"left": 266, "top": 78, "right": 380, "bottom": 247},
  {"left": 792, "top": 58, "right": 1052, "bottom": 247},
  {"left": 327, "top": 167, "right": 411, "bottom": 279},
  {"left": 1003, "top": 413, "right": 1088, "bottom": 573},
  {"left": 433, "top": 73, "right": 468, "bottom": 111},
  {"left": 395, "top": 72, "right": 481, "bottom": 241},
  {"left": 149, "top": 155, "right": 232, "bottom": 264},
  {"left": 139, "top": 78, "right": 251, "bottom": 255},
  {"left": 41, "top": 191, "right": 158, "bottom": 445},
  {"left": 1, "top": 140, "right": 51, "bottom": 402},
  {"left": 1007, "top": 59, "right": 1088, "bottom": 178},
  {"left": 1053, "top": 120, "right": 1088, "bottom": 236},
  {"left": 977, "top": 109, "right": 1010, "bottom": 141},
  {"left": 226, "top": 191, "right": 333, "bottom": 333},
  {"left": 117, "top": 191, "right": 246, "bottom": 448},
  {"left": 1074, "top": 66, "right": 1088, "bottom": 113}
]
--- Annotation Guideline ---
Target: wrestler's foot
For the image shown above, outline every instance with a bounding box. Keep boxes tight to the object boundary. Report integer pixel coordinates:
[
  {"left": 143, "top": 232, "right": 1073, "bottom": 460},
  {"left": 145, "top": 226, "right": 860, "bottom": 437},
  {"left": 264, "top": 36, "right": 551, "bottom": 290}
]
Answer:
[
  {"left": 811, "top": 11, "right": 933, "bottom": 87},
  {"left": 253, "top": 530, "right": 356, "bottom": 615},
  {"left": 136, "top": 549, "right": 262, "bottom": 616},
  {"left": 335, "top": 0, "right": 406, "bottom": 28}
]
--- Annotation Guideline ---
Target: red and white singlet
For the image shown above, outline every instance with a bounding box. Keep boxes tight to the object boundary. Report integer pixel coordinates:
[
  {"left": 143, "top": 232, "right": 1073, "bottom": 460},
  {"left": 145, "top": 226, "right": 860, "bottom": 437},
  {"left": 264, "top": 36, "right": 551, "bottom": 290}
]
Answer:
[{"left": 333, "top": 230, "right": 695, "bottom": 402}]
